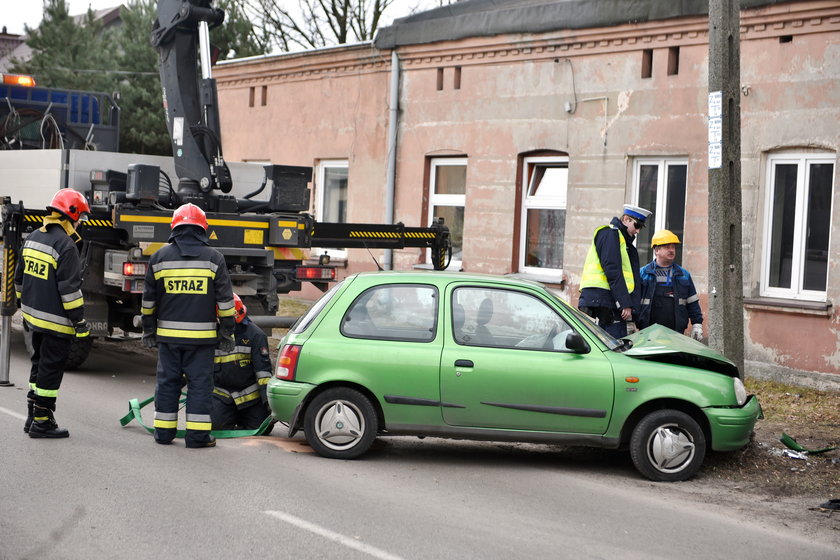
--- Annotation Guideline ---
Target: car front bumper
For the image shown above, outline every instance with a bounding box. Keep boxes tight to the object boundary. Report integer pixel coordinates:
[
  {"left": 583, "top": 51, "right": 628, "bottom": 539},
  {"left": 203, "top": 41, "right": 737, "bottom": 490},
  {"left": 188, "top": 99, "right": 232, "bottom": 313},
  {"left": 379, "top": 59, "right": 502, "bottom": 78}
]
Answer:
[
  {"left": 266, "top": 379, "right": 316, "bottom": 435},
  {"left": 704, "top": 395, "right": 762, "bottom": 451}
]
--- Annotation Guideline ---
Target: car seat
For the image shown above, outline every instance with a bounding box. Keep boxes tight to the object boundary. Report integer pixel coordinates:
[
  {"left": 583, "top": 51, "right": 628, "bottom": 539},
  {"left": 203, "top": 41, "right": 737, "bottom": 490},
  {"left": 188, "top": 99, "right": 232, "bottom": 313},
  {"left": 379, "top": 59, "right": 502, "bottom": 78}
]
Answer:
[
  {"left": 452, "top": 302, "right": 466, "bottom": 343},
  {"left": 473, "top": 298, "right": 495, "bottom": 345}
]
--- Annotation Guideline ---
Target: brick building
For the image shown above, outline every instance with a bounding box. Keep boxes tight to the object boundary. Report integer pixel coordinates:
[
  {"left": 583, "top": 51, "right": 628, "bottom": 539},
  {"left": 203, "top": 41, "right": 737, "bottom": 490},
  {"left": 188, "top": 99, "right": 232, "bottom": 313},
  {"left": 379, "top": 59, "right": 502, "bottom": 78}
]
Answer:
[{"left": 213, "top": 0, "right": 839, "bottom": 389}]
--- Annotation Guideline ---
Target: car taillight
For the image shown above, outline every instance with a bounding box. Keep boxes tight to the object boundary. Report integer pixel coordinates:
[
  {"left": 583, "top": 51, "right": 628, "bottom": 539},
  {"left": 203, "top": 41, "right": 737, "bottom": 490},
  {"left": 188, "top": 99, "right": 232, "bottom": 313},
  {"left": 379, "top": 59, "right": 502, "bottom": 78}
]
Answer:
[
  {"left": 123, "top": 262, "right": 147, "bottom": 276},
  {"left": 295, "top": 266, "right": 335, "bottom": 281},
  {"left": 276, "top": 344, "right": 302, "bottom": 380}
]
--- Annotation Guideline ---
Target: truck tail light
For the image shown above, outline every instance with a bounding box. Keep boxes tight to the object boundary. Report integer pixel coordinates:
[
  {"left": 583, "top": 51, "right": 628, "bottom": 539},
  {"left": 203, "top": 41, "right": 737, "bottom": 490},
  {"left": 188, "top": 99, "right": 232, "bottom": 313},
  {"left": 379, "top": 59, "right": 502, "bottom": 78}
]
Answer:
[
  {"left": 276, "top": 344, "right": 302, "bottom": 380},
  {"left": 123, "top": 262, "right": 147, "bottom": 276},
  {"left": 295, "top": 266, "right": 335, "bottom": 281}
]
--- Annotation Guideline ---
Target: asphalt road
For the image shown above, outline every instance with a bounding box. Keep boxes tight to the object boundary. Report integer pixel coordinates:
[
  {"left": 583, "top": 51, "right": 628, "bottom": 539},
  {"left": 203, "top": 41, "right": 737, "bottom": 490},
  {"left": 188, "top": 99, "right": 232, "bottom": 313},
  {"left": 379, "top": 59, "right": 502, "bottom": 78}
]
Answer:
[{"left": 0, "top": 331, "right": 837, "bottom": 560}]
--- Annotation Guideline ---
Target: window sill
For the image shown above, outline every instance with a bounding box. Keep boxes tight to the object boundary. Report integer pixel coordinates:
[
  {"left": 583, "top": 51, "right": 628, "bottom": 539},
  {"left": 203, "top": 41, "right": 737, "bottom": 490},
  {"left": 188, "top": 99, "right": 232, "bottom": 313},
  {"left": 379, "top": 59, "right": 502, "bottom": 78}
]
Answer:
[{"left": 743, "top": 296, "right": 833, "bottom": 317}]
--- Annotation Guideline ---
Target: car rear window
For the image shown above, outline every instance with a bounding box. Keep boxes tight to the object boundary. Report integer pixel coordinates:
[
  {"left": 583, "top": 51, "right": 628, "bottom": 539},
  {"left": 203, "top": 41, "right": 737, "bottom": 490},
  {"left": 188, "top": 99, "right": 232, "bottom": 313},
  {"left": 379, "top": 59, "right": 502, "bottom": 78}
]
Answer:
[
  {"left": 291, "top": 281, "right": 344, "bottom": 334},
  {"left": 341, "top": 283, "right": 438, "bottom": 342}
]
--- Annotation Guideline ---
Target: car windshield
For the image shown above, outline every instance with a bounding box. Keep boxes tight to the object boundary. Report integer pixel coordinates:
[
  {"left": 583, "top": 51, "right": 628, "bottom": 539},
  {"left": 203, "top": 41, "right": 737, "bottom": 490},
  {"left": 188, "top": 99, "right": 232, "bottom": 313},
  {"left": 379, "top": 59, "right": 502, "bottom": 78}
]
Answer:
[
  {"left": 291, "top": 280, "right": 344, "bottom": 334},
  {"left": 545, "top": 289, "right": 622, "bottom": 350}
]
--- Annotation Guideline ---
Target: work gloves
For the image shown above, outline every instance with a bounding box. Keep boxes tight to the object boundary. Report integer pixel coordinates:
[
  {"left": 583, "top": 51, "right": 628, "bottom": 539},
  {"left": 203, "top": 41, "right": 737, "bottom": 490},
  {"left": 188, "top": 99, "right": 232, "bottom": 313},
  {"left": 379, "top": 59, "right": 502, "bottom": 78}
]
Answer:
[
  {"left": 74, "top": 319, "right": 90, "bottom": 338},
  {"left": 691, "top": 323, "right": 703, "bottom": 341},
  {"left": 142, "top": 332, "right": 157, "bottom": 349},
  {"left": 217, "top": 333, "right": 235, "bottom": 352}
]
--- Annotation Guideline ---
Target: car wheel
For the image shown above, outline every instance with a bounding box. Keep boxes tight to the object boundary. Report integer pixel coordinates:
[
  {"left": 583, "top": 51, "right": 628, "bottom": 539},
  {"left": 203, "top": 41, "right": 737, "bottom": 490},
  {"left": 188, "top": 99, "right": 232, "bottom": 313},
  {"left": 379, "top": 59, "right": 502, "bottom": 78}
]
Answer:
[
  {"left": 304, "top": 387, "right": 377, "bottom": 459},
  {"left": 629, "top": 409, "right": 706, "bottom": 482}
]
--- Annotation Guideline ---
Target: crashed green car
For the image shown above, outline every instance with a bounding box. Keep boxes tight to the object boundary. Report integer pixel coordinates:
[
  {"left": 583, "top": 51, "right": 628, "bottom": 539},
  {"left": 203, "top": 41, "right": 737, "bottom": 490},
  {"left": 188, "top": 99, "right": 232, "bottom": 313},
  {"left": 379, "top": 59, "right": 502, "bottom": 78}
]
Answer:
[{"left": 267, "top": 271, "right": 760, "bottom": 481}]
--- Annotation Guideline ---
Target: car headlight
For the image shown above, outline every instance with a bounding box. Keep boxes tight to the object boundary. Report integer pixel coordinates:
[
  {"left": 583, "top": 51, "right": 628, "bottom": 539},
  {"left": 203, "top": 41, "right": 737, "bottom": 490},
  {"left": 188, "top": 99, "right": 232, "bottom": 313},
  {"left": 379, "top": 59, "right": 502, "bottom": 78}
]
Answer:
[{"left": 733, "top": 377, "right": 747, "bottom": 406}]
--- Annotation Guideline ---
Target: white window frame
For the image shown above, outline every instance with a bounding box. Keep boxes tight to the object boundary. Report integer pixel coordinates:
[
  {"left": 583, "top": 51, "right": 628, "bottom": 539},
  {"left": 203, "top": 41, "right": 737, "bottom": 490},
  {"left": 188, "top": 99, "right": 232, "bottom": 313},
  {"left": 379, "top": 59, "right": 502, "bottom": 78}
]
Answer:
[
  {"left": 427, "top": 157, "right": 466, "bottom": 270},
  {"left": 632, "top": 157, "right": 688, "bottom": 264},
  {"left": 312, "top": 159, "right": 349, "bottom": 259},
  {"left": 760, "top": 152, "right": 835, "bottom": 301},
  {"left": 518, "top": 156, "right": 568, "bottom": 280}
]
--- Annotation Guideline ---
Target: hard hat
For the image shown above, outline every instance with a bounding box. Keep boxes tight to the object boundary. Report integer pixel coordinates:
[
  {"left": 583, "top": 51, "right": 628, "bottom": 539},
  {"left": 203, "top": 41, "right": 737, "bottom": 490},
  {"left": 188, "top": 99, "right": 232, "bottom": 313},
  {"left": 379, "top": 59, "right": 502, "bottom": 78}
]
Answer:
[
  {"left": 48, "top": 189, "right": 90, "bottom": 222},
  {"left": 171, "top": 203, "right": 208, "bottom": 231},
  {"left": 651, "top": 229, "right": 681, "bottom": 248},
  {"left": 233, "top": 293, "right": 247, "bottom": 323}
]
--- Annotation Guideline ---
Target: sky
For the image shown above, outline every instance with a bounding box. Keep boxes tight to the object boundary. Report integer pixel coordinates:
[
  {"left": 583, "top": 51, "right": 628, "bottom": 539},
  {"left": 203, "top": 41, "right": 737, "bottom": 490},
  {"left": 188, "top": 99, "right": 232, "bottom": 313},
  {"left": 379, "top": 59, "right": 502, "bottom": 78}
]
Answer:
[{"left": 1, "top": 1, "right": 441, "bottom": 37}]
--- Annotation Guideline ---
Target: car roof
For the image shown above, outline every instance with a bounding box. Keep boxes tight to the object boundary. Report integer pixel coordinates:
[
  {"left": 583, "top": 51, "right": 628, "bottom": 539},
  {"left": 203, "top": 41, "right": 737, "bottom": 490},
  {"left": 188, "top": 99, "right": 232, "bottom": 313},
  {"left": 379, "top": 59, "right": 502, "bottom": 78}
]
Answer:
[{"left": 348, "top": 269, "right": 546, "bottom": 290}]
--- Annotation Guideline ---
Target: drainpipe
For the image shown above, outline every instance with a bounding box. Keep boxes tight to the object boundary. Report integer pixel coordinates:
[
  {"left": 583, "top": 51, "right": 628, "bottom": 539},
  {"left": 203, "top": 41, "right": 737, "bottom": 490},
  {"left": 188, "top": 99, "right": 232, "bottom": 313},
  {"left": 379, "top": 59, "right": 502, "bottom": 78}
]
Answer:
[{"left": 383, "top": 50, "right": 400, "bottom": 270}]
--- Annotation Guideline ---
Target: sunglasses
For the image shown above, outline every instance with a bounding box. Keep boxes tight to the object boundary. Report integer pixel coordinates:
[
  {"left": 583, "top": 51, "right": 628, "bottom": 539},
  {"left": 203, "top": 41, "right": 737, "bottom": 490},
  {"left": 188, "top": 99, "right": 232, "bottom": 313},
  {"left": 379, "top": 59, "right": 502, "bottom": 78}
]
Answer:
[{"left": 630, "top": 219, "right": 644, "bottom": 229}]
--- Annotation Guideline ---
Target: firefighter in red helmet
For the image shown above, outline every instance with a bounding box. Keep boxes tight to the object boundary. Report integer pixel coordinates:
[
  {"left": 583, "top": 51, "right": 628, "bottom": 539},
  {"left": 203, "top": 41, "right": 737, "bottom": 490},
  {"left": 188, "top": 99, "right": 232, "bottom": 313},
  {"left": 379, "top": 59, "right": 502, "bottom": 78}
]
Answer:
[
  {"left": 141, "top": 202, "right": 236, "bottom": 448},
  {"left": 14, "top": 188, "right": 91, "bottom": 438},
  {"left": 211, "top": 293, "right": 273, "bottom": 432}
]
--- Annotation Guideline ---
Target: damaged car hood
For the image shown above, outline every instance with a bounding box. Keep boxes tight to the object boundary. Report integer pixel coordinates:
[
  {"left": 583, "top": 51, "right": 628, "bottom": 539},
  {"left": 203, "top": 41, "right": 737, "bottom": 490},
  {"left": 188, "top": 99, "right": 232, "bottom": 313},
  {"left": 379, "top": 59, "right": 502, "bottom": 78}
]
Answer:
[{"left": 623, "top": 324, "right": 739, "bottom": 377}]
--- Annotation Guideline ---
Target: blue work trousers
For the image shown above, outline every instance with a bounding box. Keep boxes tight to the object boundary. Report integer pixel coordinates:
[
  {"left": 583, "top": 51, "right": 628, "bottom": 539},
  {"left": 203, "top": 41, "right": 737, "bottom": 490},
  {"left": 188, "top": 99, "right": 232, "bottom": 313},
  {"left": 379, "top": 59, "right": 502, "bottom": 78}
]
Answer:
[{"left": 154, "top": 342, "right": 215, "bottom": 446}]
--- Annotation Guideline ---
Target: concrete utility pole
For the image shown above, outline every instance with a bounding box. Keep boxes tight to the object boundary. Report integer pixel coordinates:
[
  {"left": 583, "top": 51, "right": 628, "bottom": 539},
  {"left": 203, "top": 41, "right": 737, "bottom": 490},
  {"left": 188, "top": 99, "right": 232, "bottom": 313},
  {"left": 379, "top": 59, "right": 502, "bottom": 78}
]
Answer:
[{"left": 707, "top": 0, "right": 744, "bottom": 376}]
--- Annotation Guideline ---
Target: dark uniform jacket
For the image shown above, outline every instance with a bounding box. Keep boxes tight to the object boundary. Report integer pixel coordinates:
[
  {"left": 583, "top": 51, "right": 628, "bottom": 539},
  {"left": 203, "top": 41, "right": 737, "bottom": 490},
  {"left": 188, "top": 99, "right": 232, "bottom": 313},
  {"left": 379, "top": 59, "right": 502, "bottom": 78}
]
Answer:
[
  {"left": 14, "top": 217, "right": 85, "bottom": 338},
  {"left": 141, "top": 226, "right": 235, "bottom": 345},
  {"left": 578, "top": 216, "right": 642, "bottom": 317},
  {"left": 637, "top": 261, "right": 703, "bottom": 333},
  {"left": 213, "top": 318, "right": 272, "bottom": 409}
]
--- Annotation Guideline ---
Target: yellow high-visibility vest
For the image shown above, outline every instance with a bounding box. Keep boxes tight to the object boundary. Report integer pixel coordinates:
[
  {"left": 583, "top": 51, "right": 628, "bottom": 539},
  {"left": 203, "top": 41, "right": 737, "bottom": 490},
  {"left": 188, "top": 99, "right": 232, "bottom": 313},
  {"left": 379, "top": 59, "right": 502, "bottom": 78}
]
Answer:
[{"left": 580, "top": 225, "right": 634, "bottom": 292}]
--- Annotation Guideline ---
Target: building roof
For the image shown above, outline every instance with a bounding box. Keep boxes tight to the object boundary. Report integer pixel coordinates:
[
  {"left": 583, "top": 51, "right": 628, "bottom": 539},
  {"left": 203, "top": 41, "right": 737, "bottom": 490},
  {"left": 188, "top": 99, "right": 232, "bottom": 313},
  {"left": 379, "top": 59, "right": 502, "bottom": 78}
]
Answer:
[{"left": 374, "top": 0, "right": 803, "bottom": 49}]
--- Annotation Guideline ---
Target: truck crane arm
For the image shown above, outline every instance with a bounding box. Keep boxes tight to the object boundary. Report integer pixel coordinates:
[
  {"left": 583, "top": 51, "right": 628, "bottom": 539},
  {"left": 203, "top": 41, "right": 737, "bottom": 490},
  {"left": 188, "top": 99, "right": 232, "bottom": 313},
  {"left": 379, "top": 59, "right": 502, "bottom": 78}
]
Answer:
[{"left": 151, "top": 0, "right": 232, "bottom": 197}]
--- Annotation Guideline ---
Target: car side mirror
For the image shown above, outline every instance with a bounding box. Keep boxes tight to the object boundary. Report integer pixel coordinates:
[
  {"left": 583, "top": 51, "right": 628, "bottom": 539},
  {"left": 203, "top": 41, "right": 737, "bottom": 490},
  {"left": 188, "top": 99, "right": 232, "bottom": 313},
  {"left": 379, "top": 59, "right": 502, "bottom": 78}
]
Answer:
[{"left": 565, "top": 332, "right": 590, "bottom": 354}]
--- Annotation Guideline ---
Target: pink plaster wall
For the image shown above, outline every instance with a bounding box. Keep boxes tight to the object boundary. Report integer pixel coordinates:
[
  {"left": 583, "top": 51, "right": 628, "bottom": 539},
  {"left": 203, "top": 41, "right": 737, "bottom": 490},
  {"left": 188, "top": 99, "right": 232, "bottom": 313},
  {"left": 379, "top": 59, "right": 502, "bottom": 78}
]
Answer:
[{"left": 214, "top": 2, "right": 840, "bottom": 379}]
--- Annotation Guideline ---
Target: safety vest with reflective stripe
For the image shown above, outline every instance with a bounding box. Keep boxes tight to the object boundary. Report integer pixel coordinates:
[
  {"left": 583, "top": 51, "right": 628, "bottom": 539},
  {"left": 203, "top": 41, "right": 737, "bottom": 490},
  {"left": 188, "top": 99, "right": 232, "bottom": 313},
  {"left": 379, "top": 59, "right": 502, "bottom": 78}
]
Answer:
[{"left": 580, "top": 225, "right": 634, "bottom": 293}]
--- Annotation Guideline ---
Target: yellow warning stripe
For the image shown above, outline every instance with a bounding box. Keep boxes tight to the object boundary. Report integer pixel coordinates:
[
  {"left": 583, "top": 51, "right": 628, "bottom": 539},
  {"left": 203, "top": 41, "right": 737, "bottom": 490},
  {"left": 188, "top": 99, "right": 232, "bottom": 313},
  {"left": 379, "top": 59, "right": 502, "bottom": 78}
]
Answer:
[
  {"left": 23, "top": 215, "right": 113, "bottom": 227},
  {"left": 348, "top": 231, "right": 434, "bottom": 239}
]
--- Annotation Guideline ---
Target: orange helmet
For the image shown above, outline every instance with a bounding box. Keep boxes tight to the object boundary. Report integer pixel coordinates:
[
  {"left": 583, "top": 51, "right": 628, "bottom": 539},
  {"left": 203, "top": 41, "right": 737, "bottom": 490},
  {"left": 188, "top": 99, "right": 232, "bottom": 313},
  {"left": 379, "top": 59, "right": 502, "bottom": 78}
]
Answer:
[
  {"left": 171, "top": 203, "right": 208, "bottom": 231},
  {"left": 233, "top": 293, "right": 247, "bottom": 323},
  {"left": 48, "top": 189, "right": 90, "bottom": 221}
]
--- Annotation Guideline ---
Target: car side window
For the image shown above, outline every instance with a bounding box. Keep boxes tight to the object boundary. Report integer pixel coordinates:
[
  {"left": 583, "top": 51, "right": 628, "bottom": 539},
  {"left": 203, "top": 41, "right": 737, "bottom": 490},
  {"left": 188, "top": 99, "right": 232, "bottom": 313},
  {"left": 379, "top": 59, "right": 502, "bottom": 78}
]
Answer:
[
  {"left": 341, "top": 284, "right": 438, "bottom": 342},
  {"left": 452, "top": 287, "right": 573, "bottom": 350}
]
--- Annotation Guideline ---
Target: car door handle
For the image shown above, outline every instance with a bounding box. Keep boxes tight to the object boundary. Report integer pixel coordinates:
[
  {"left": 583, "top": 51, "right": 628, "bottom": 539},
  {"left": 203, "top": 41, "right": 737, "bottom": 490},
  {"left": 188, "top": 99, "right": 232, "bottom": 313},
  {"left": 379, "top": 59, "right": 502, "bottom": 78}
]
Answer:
[{"left": 454, "top": 359, "right": 474, "bottom": 367}]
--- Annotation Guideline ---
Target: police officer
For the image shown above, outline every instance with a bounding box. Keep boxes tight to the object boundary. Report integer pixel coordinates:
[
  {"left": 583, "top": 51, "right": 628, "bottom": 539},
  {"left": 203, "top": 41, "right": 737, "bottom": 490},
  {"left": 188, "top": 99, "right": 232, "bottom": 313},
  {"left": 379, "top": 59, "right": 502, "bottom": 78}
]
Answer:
[
  {"left": 637, "top": 230, "right": 704, "bottom": 340},
  {"left": 14, "top": 189, "right": 91, "bottom": 438},
  {"left": 211, "top": 293, "right": 273, "bottom": 431},
  {"left": 578, "top": 204, "right": 651, "bottom": 338},
  {"left": 141, "top": 203, "right": 236, "bottom": 448}
]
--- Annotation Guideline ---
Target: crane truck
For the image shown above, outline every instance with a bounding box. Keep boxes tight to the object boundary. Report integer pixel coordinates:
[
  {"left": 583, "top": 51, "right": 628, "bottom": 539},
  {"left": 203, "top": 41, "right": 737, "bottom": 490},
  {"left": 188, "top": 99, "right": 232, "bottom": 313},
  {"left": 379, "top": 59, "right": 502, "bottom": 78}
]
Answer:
[{"left": 0, "top": 0, "right": 450, "bottom": 370}]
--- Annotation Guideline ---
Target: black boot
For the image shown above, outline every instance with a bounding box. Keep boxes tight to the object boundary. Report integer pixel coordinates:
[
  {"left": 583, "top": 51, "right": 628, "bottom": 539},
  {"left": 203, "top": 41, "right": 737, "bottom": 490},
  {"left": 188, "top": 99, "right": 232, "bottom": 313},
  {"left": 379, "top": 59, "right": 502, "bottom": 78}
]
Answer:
[
  {"left": 24, "top": 398, "right": 35, "bottom": 433},
  {"left": 186, "top": 434, "right": 216, "bottom": 449},
  {"left": 29, "top": 405, "right": 69, "bottom": 439}
]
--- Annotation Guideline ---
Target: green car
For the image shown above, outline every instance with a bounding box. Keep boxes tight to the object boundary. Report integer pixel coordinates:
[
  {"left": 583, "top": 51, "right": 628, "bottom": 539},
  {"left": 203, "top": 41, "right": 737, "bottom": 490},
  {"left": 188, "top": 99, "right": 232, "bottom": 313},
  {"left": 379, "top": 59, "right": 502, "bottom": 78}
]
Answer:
[{"left": 267, "top": 271, "right": 760, "bottom": 481}]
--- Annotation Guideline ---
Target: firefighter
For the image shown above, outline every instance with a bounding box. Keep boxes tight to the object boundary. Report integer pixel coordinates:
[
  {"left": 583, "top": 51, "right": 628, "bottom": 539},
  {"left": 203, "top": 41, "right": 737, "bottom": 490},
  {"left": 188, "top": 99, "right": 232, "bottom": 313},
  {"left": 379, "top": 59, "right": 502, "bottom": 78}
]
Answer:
[
  {"left": 211, "top": 293, "right": 273, "bottom": 431},
  {"left": 141, "top": 203, "right": 236, "bottom": 448},
  {"left": 14, "top": 188, "right": 91, "bottom": 438}
]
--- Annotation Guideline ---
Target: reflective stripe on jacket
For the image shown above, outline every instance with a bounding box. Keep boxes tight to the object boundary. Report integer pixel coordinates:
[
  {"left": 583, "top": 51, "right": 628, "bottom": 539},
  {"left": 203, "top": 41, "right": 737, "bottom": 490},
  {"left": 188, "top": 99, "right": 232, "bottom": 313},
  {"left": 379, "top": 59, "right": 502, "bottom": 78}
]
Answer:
[
  {"left": 14, "top": 220, "right": 85, "bottom": 338},
  {"left": 141, "top": 235, "right": 235, "bottom": 345},
  {"left": 636, "top": 261, "right": 704, "bottom": 333},
  {"left": 212, "top": 320, "right": 272, "bottom": 408}
]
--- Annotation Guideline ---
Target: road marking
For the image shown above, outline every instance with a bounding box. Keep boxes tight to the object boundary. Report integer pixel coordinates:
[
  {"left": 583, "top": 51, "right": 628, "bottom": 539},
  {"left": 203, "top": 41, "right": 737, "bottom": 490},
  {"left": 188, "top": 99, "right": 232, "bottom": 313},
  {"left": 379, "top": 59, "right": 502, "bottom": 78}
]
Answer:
[
  {"left": 0, "top": 406, "right": 26, "bottom": 421},
  {"left": 265, "top": 510, "right": 405, "bottom": 560}
]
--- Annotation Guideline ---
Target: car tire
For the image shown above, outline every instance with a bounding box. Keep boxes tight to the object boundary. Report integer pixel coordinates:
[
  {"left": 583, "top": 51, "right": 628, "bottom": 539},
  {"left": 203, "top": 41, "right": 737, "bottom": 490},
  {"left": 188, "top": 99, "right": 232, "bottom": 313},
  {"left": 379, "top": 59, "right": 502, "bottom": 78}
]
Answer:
[
  {"left": 304, "top": 387, "right": 378, "bottom": 459},
  {"left": 629, "top": 409, "right": 706, "bottom": 482}
]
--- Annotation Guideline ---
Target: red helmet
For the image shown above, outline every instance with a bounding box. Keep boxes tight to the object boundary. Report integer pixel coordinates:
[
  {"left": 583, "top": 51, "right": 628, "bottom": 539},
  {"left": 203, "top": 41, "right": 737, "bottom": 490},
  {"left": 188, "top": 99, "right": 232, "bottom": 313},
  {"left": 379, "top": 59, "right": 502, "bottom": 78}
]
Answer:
[
  {"left": 233, "top": 293, "right": 247, "bottom": 323},
  {"left": 171, "top": 203, "right": 208, "bottom": 231},
  {"left": 48, "top": 189, "right": 90, "bottom": 221}
]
